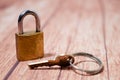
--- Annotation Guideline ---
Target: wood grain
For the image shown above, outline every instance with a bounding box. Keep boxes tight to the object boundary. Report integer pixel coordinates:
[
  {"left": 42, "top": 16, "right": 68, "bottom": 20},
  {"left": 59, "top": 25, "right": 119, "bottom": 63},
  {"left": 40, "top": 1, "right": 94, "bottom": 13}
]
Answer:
[
  {"left": 0, "top": 0, "right": 60, "bottom": 79},
  {"left": 0, "top": 0, "right": 120, "bottom": 80},
  {"left": 104, "top": 0, "right": 120, "bottom": 80},
  {"left": 59, "top": 0, "right": 108, "bottom": 80},
  {"left": 8, "top": 0, "right": 82, "bottom": 79}
]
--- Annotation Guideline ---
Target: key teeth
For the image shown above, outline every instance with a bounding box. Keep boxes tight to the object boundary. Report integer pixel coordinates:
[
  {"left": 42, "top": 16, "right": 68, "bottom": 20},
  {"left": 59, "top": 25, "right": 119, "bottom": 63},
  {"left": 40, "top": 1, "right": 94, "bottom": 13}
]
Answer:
[
  {"left": 28, "top": 64, "right": 38, "bottom": 69},
  {"left": 28, "top": 65, "right": 35, "bottom": 69}
]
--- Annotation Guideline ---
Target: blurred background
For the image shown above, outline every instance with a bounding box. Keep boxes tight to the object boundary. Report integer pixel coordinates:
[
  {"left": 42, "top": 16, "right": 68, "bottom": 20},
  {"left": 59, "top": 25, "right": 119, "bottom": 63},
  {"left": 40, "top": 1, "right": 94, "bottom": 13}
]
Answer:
[{"left": 0, "top": 0, "right": 120, "bottom": 80}]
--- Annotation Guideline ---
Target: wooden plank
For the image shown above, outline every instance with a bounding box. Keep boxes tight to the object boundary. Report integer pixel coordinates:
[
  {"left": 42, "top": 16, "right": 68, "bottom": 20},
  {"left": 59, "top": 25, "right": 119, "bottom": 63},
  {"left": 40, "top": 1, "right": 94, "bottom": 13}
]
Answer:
[
  {"left": 59, "top": 0, "right": 108, "bottom": 80},
  {"left": 8, "top": 0, "right": 84, "bottom": 80},
  {"left": 2, "top": 0, "right": 120, "bottom": 80},
  {"left": 104, "top": 0, "right": 120, "bottom": 80},
  {"left": 0, "top": 0, "right": 60, "bottom": 79}
]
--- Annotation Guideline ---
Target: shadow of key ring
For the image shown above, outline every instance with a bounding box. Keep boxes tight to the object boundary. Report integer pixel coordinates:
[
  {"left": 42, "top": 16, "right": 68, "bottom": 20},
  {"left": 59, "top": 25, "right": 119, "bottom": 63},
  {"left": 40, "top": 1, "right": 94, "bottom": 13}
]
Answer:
[{"left": 69, "top": 52, "right": 104, "bottom": 75}]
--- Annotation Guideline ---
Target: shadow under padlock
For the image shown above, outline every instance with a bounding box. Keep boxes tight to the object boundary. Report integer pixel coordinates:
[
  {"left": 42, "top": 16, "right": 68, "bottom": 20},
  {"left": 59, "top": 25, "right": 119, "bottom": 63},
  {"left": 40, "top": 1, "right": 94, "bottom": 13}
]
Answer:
[{"left": 15, "top": 10, "right": 44, "bottom": 61}]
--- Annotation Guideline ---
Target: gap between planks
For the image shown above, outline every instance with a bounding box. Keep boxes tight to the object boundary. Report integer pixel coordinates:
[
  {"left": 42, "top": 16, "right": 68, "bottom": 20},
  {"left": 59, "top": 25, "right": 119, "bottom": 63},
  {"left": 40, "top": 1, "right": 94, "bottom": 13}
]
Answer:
[
  {"left": 59, "top": 0, "right": 109, "bottom": 80},
  {"left": 9, "top": 0, "right": 108, "bottom": 80},
  {"left": 8, "top": 0, "right": 83, "bottom": 79},
  {"left": 1, "top": 0, "right": 62, "bottom": 80},
  {"left": 2, "top": 0, "right": 119, "bottom": 80}
]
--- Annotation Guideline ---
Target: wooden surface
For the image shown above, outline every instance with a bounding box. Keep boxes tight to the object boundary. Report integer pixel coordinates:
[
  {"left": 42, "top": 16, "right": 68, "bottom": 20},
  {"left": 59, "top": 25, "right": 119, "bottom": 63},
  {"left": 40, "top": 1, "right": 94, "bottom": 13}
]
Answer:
[{"left": 0, "top": 0, "right": 120, "bottom": 80}]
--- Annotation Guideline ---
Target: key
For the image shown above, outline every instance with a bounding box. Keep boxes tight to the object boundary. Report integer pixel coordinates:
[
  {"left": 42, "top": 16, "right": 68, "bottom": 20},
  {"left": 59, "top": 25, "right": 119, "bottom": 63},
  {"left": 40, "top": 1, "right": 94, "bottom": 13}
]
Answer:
[{"left": 28, "top": 55, "right": 75, "bottom": 69}]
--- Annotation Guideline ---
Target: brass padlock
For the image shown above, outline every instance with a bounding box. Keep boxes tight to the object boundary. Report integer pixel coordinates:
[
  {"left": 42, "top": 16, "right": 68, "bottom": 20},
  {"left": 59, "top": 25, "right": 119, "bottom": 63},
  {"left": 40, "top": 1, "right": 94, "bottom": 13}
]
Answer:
[{"left": 16, "top": 10, "right": 44, "bottom": 61}]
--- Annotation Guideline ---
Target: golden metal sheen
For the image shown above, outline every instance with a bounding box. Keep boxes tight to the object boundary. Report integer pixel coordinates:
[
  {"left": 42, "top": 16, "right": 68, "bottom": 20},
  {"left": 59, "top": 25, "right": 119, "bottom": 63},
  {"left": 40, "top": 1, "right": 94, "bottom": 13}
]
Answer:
[{"left": 16, "top": 10, "right": 44, "bottom": 61}]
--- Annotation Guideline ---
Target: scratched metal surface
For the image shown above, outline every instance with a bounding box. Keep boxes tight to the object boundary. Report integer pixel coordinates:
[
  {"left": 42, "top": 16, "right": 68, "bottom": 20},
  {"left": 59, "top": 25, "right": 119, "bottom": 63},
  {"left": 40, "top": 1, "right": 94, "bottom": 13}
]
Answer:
[{"left": 0, "top": 0, "right": 120, "bottom": 80}]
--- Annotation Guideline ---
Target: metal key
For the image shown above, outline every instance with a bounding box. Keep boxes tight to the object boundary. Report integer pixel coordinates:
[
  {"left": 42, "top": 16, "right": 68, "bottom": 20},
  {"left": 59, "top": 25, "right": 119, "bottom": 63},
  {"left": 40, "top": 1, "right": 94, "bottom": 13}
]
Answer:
[{"left": 28, "top": 55, "right": 75, "bottom": 69}]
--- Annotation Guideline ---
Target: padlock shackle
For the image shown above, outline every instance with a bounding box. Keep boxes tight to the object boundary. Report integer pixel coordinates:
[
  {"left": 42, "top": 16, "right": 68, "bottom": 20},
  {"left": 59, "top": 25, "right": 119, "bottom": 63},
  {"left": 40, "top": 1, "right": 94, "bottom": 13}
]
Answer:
[{"left": 18, "top": 10, "right": 40, "bottom": 34}]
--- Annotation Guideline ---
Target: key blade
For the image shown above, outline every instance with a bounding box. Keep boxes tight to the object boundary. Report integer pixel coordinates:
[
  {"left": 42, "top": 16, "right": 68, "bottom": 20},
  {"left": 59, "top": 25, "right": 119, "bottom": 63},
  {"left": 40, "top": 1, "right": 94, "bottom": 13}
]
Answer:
[{"left": 28, "top": 60, "right": 49, "bottom": 69}]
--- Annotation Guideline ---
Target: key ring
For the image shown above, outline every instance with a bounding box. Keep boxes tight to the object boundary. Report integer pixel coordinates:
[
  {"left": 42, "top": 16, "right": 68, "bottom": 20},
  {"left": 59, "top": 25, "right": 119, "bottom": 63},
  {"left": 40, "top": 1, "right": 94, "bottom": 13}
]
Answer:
[
  {"left": 28, "top": 52, "right": 103, "bottom": 75},
  {"left": 69, "top": 52, "right": 104, "bottom": 75}
]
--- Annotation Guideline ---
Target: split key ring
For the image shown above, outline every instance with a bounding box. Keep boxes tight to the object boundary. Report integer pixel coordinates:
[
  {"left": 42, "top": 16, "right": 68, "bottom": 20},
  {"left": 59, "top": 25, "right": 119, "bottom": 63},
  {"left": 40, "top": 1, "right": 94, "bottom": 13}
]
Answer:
[
  {"left": 70, "top": 52, "right": 104, "bottom": 75},
  {"left": 28, "top": 52, "right": 104, "bottom": 75}
]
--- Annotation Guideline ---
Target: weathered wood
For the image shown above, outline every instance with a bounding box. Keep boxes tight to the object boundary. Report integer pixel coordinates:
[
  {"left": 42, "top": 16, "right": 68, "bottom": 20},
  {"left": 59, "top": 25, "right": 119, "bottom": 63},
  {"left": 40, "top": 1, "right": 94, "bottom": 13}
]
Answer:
[
  {"left": 59, "top": 0, "right": 108, "bottom": 80},
  {"left": 0, "top": 0, "right": 120, "bottom": 80},
  {"left": 8, "top": 0, "right": 85, "bottom": 80},
  {"left": 104, "top": 0, "right": 120, "bottom": 80},
  {"left": 0, "top": 0, "right": 60, "bottom": 79}
]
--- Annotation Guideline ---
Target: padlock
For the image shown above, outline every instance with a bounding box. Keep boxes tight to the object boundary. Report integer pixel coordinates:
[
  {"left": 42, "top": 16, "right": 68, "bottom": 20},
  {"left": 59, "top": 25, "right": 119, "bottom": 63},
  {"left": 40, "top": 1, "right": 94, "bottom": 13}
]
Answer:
[{"left": 15, "top": 10, "right": 44, "bottom": 61}]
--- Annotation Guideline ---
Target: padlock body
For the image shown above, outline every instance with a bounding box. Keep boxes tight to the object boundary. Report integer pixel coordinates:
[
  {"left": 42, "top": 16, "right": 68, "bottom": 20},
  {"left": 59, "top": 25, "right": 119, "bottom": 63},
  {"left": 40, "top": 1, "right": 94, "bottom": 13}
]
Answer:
[{"left": 16, "top": 31, "right": 44, "bottom": 61}]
